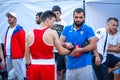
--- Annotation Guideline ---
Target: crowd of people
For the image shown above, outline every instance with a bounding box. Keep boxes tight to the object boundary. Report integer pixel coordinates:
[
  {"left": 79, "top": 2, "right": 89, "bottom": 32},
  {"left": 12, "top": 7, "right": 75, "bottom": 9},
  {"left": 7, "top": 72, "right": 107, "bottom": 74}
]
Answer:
[{"left": 0, "top": 5, "right": 120, "bottom": 80}]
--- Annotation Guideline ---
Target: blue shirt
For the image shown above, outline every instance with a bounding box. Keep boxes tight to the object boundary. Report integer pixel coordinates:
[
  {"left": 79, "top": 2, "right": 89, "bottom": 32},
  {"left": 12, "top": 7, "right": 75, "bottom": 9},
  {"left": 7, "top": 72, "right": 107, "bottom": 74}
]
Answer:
[{"left": 61, "top": 23, "right": 95, "bottom": 69}]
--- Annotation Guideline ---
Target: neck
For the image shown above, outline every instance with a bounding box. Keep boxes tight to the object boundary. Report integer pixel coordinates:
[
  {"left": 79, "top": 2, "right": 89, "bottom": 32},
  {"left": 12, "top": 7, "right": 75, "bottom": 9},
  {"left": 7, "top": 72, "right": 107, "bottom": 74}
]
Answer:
[
  {"left": 10, "top": 23, "right": 16, "bottom": 28},
  {"left": 39, "top": 23, "right": 48, "bottom": 29},
  {"left": 74, "top": 25, "right": 80, "bottom": 30},
  {"left": 55, "top": 18, "right": 61, "bottom": 22}
]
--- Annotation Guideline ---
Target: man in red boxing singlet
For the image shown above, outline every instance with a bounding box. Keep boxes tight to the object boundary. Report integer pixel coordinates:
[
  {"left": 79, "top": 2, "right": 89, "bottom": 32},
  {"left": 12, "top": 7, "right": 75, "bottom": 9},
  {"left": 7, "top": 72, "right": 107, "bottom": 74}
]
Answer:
[{"left": 25, "top": 10, "right": 75, "bottom": 80}]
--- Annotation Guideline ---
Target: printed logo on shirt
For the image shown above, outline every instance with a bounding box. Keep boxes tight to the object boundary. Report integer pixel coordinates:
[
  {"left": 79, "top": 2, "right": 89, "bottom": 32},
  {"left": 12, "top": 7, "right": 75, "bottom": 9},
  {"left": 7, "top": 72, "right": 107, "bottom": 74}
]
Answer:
[
  {"left": 97, "top": 31, "right": 101, "bottom": 34},
  {"left": 80, "top": 31, "right": 84, "bottom": 34}
]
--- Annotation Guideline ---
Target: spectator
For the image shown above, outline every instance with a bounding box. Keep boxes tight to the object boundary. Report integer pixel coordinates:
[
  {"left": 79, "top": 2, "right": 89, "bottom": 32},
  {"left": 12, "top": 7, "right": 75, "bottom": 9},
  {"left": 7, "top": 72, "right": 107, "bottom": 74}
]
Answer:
[
  {"left": 52, "top": 5, "right": 66, "bottom": 80},
  {"left": 35, "top": 12, "right": 43, "bottom": 24},
  {"left": 4, "top": 12, "right": 25, "bottom": 80}
]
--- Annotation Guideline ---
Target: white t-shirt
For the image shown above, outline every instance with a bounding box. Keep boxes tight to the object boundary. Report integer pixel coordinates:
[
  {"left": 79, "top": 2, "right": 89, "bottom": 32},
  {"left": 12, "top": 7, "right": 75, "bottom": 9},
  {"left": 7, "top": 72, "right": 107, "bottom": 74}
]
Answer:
[
  {"left": 95, "top": 28, "right": 110, "bottom": 63},
  {"left": 107, "top": 31, "right": 120, "bottom": 57},
  {"left": 54, "top": 19, "right": 67, "bottom": 26},
  {"left": 6, "top": 27, "right": 16, "bottom": 55}
]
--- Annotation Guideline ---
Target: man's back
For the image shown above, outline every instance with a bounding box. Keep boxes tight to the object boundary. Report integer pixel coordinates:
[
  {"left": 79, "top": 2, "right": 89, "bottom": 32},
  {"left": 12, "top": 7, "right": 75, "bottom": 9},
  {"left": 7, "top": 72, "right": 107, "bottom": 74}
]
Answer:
[{"left": 29, "top": 28, "right": 54, "bottom": 59}]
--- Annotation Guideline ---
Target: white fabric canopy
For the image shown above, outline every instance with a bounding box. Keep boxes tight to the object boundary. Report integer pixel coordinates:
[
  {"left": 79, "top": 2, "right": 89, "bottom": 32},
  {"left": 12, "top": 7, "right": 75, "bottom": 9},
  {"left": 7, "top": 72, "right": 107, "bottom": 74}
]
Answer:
[
  {"left": 85, "top": 0, "right": 120, "bottom": 30},
  {"left": 0, "top": 0, "right": 120, "bottom": 42},
  {"left": 0, "top": 1, "right": 82, "bottom": 42}
]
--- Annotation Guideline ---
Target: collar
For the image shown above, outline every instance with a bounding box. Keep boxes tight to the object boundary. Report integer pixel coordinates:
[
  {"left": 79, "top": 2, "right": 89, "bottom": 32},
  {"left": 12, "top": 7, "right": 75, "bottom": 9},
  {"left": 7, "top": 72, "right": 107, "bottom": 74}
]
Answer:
[{"left": 71, "top": 23, "right": 85, "bottom": 31}]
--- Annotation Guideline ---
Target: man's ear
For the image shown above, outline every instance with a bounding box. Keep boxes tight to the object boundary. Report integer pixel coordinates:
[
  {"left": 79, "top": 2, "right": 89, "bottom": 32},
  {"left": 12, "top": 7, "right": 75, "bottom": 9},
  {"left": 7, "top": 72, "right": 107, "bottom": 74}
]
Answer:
[{"left": 46, "top": 18, "right": 49, "bottom": 23}]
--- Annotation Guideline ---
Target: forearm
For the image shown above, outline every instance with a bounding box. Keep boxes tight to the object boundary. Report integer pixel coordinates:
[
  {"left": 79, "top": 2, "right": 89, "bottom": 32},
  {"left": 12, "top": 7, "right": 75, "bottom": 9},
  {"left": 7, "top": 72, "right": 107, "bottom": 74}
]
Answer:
[
  {"left": 25, "top": 43, "right": 31, "bottom": 64},
  {"left": 80, "top": 43, "right": 96, "bottom": 53},
  {"left": 56, "top": 44, "right": 70, "bottom": 55},
  {"left": 93, "top": 49, "right": 100, "bottom": 57},
  {"left": 107, "top": 45, "right": 120, "bottom": 53},
  {"left": 25, "top": 53, "right": 31, "bottom": 64},
  {"left": 0, "top": 45, "right": 4, "bottom": 62},
  {"left": 60, "top": 41, "right": 66, "bottom": 48}
]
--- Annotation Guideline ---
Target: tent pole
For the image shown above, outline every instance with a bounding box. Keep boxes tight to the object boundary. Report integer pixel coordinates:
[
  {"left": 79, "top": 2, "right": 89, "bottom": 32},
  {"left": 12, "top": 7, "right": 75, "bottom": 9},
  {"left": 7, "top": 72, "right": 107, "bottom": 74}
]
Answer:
[{"left": 83, "top": 0, "right": 85, "bottom": 11}]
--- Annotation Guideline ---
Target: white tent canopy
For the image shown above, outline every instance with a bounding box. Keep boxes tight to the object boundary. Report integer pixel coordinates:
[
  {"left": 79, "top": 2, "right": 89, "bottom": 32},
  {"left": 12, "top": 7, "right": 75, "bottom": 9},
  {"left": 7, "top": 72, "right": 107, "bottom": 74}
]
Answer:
[
  {"left": 85, "top": 0, "right": 120, "bottom": 30},
  {"left": 0, "top": 0, "right": 120, "bottom": 42}
]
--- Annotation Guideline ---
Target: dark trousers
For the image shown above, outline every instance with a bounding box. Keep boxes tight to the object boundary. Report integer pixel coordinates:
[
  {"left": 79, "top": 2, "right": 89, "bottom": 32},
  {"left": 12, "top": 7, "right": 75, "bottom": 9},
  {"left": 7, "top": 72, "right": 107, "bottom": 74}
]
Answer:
[
  {"left": 93, "top": 63, "right": 109, "bottom": 80},
  {"left": 92, "top": 54, "right": 120, "bottom": 80}
]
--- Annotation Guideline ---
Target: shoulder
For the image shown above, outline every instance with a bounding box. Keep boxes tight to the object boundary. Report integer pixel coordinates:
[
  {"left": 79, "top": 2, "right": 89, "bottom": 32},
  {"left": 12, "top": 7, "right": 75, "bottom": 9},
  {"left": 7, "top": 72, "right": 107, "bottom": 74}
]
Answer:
[
  {"left": 16, "top": 25, "right": 23, "bottom": 29},
  {"left": 16, "top": 24, "right": 25, "bottom": 32},
  {"left": 83, "top": 24, "right": 94, "bottom": 30},
  {"left": 96, "top": 28, "right": 106, "bottom": 33},
  {"left": 46, "top": 28, "right": 58, "bottom": 36},
  {"left": 95, "top": 28, "right": 106, "bottom": 38},
  {"left": 112, "top": 31, "right": 120, "bottom": 39},
  {"left": 63, "top": 25, "right": 72, "bottom": 30},
  {"left": 82, "top": 24, "right": 95, "bottom": 34},
  {"left": 27, "top": 30, "right": 34, "bottom": 39}
]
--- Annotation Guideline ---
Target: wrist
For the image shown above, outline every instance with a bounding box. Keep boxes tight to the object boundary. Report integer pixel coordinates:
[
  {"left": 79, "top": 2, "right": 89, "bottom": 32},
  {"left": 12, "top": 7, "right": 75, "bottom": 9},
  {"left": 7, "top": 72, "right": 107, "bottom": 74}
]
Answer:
[
  {"left": 68, "top": 45, "right": 75, "bottom": 55},
  {"left": 61, "top": 42, "right": 66, "bottom": 48},
  {"left": 68, "top": 51, "right": 71, "bottom": 55},
  {"left": 26, "top": 63, "right": 31, "bottom": 69}
]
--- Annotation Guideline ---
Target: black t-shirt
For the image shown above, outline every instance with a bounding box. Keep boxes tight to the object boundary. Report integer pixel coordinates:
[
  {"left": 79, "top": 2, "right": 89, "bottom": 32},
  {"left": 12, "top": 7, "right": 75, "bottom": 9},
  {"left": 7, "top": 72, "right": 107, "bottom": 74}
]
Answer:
[{"left": 51, "top": 24, "right": 64, "bottom": 37}]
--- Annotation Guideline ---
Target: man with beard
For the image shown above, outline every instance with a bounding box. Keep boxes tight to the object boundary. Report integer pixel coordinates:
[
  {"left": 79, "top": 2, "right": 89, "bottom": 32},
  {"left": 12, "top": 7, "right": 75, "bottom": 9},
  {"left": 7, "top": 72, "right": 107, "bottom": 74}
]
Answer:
[
  {"left": 60, "top": 8, "right": 97, "bottom": 80},
  {"left": 35, "top": 12, "right": 43, "bottom": 24}
]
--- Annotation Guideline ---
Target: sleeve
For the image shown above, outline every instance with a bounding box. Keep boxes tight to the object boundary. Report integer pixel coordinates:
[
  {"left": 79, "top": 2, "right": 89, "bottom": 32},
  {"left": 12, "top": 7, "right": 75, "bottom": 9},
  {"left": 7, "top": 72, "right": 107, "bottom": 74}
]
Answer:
[
  {"left": 18, "top": 29, "right": 26, "bottom": 55},
  {"left": 95, "top": 28, "right": 104, "bottom": 39},
  {"left": 61, "top": 26, "right": 69, "bottom": 38},
  {"left": 87, "top": 27, "right": 95, "bottom": 40}
]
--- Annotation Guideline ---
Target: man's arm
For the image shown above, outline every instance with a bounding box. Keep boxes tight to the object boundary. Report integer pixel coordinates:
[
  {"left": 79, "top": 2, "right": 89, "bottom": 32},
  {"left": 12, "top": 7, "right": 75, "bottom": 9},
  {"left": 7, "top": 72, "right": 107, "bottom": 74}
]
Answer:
[
  {"left": 93, "top": 37, "right": 102, "bottom": 66},
  {"left": 0, "top": 44, "right": 5, "bottom": 68},
  {"left": 60, "top": 36, "right": 74, "bottom": 49},
  {"left": 25, "top": 34, "right": 31, "bottom": 65},
  {"left": 18, "top": 30, "right": 26, "bottom": 57},
  {"left": 81, "top": 37, "right": 97, "bottom": 52},
  {"left": 72, "top": 37, "right": 97, "bottom": 54},
  {"left": 107, "top": 43, "right": 120, "bottom": 53},
  {"left": 52, "top": 30, "right": 70, "bottom": 55}
]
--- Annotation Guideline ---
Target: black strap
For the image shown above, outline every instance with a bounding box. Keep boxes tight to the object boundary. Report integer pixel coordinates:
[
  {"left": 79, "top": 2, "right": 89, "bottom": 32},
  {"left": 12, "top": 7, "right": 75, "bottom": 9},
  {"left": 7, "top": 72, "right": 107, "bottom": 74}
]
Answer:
[{"left": 103, "top": 31, "right": 108, "bottom": 54}]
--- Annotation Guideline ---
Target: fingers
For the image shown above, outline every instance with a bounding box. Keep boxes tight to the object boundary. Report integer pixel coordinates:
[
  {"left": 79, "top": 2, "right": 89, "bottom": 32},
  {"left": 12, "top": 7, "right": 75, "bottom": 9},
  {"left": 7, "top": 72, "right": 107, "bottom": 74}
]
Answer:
[
  {"left": 95, "top": 56, "right": 101, "bottom": 66},
  {"left": 1, "top": 62, "right": 5, "bottom": 68},
  {"left": 66, "top": 43, "right": 74, "bottom": 49}
]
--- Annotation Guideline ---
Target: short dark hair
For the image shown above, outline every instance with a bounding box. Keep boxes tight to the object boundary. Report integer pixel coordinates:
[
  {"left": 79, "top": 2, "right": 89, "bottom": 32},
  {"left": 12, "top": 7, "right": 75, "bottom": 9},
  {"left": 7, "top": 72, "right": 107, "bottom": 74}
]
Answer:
[
  {"left": 107, "top": 17, "right": 119, "bottom": 23},
  {"left": 41, "top": 10, "right": 56, "bottom": 22},
  {"left": 73, "top": 8, "right": 85, "bottom": 16},
  {"left": 52, "top": 5, "right": 61, "bottom": 13},
  {"left": 36, "top": 12, "right": 43, "bottom": 18}
]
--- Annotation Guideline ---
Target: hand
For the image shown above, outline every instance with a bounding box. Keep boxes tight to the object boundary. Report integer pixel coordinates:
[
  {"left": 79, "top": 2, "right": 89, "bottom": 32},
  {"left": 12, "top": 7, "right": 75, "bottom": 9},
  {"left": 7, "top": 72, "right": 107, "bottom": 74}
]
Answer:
[
  {"left": 26, "top": 64, "right": 31, "bottom": 70},
  {"left": 1, "top": 60, "right": 5, "bottom": 68},
  {"left": 0, "top": 60, "right": 5, "bottom": 68},
  {"left": 95, "top": 56, "right": 101, "bottom": 66},
  {"left": 69, "top": 46, "right": 82, "bottom": 57},
  {"left": 108, "top": 68, "right": 113, "bottom": 73},
  {"left": 65, "top": 42, "right": 74, "bottom": 50}
]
